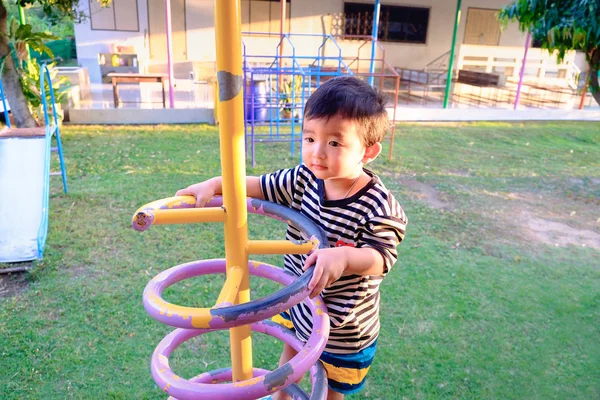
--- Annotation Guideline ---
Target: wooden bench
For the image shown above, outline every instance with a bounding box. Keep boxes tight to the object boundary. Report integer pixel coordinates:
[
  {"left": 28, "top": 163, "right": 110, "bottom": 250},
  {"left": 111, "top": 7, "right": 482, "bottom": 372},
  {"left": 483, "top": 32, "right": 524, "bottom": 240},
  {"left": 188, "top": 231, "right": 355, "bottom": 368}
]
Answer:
[
  {"left": 457, "top": 70, "right": 505, "bottom": 87},
  {"left": 107, "top": 73, "right": 168, "bottom": 108}
]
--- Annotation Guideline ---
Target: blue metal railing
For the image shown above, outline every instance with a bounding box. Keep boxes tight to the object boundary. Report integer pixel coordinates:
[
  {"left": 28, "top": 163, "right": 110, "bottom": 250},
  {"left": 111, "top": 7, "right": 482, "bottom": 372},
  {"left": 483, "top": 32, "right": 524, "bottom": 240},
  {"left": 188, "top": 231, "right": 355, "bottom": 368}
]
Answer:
[{"left": 242, "top": 33, "right": 353, "bottom": 166}]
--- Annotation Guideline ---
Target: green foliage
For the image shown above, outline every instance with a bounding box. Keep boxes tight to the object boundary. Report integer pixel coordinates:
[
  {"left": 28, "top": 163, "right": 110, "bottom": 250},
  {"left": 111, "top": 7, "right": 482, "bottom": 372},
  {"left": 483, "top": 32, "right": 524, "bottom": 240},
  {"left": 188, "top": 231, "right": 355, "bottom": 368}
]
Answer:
[
  {"left": 16, "top": 0, "right": 112, "bottom": 25},
  {"left": 6, "top": 1, "right": 74, "bottom": 38},
  {"left": 1, "top": 17, "right": 69, "bottom": 122},
  {"left": 8, "top": 17, "right": 57, "bottom": 59},
  {"left": 277, "top": 75, "right": 303, "bottom": 112},
  {"left": 19, "top": 58, "right": 69, "bottom": 121},
  {"left": 499, "top": 0, "right": 600, "bottom": 66},
  {"left": 1, "top": 122, "right": 599, "bottom": 399}
]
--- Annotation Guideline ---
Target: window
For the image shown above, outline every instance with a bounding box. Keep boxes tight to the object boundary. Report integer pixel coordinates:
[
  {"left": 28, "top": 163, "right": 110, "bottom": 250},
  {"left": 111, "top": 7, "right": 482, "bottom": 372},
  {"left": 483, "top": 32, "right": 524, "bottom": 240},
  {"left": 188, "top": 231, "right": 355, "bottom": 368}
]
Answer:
[
  {"left": 242, "top": 0, "right": 291, "bottom": 35},
  {"left": 344, "top": 2, "right": 429, "bottom": 44},
  {"left": 89, "top": 0, "right": 139, "bottom": 32}
]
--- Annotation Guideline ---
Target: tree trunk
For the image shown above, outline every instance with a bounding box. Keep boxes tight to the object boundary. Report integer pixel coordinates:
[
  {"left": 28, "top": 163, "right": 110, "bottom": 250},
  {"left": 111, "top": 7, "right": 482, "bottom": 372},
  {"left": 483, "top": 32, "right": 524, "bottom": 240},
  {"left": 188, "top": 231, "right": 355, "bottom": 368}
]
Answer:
[
  {"left": 0, "top": 1, "right": 37, "bottom": 128},
  {"left": 589, "top": 48, "right": 600, "bottom": 107}
]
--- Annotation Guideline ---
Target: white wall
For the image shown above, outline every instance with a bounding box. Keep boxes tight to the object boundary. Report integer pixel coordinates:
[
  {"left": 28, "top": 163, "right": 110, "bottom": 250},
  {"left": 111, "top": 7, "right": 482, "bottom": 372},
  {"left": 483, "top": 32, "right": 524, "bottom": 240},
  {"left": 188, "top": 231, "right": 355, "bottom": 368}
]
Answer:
[
  {"left": 574, "top": 52, "right": 588, "bottom": 72},
  {"left": 75, "top": 0, "right": 586, "bottom": 82},
  {"left": 317, "top": 0, "right": 529, "bottom": 70},
  {"left": 185, "top": 0, "right": 216, "bottom": 61},
  {"left": 215, "top": 0, "right": 531, "bottom": 71}
]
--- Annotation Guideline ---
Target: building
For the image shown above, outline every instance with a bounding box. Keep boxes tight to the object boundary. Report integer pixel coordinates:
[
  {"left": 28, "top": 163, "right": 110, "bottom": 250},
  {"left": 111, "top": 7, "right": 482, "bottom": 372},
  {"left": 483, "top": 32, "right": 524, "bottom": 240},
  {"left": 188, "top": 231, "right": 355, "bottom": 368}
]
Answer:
[
  {"left": 75, "top": 0, "right": 587, "bottom": 80},
  {"left": 69, "top": 0, "right": 593, "bottom": 119}
]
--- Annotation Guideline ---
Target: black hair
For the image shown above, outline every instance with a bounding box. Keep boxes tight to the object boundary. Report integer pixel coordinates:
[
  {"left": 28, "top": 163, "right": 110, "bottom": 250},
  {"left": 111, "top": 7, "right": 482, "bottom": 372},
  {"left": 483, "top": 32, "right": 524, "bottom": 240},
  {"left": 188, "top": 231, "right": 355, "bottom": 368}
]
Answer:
[{"left": 304, "top": 76, "right": 389, "bottom": 146}]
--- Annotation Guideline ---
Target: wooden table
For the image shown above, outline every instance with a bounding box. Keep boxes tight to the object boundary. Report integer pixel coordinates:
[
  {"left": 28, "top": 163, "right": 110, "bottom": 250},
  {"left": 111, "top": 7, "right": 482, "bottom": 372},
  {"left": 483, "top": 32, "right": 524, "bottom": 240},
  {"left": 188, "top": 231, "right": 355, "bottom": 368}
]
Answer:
[{"left": 107, "top": 73, "right": 168, "bottom": 108}]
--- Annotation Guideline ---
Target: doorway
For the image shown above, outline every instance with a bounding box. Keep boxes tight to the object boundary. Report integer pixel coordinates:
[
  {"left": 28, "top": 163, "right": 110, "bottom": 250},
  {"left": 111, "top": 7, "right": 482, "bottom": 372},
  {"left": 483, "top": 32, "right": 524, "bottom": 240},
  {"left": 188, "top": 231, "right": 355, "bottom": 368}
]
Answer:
[
  {"left": 464, "top": 8, "right": 501, "bottom": 45},
  {"left": 147, "top": 0, "right": 188, "bottom": 60}
]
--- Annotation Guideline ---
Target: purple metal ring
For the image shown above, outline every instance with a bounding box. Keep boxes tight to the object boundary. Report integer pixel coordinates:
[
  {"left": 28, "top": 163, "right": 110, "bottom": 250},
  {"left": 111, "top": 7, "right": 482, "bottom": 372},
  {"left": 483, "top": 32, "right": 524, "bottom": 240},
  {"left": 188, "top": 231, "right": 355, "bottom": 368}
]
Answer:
[
  {"left": 143, "top": 259, "right": 318, "bottom": 329},
  {"left": 150, "top": 261, "right": 329, "bottom": 399},
  {"left": 186, "top": 320, "right": 327, "bottom": 400},
  {"left": 153, "top": 320, "right": 328, "bottom": 400},
  {"left": 186, "top": 367, "right": 269, "bottom": 384},
  {"left": 167, "top": 356, "right": 322, "bottom": 400},
  {"left": 175, "top": 367, "right": 313, "bottom": 400}
]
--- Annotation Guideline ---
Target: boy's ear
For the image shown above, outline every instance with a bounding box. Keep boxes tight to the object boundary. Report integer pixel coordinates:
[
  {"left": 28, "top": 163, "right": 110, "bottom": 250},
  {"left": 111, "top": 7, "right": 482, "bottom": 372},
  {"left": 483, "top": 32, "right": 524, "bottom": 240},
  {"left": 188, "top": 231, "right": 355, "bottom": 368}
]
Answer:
[{"left": 362, "top": 142, "right": 382, "bottom": 164}]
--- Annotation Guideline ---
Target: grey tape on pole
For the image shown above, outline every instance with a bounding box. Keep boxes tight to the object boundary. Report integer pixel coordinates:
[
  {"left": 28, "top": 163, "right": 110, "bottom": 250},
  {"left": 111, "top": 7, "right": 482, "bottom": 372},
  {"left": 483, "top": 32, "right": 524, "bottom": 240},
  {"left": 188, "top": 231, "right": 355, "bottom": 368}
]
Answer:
[{"left": 217, "top": 70, "right": 243, "bottom": 101}]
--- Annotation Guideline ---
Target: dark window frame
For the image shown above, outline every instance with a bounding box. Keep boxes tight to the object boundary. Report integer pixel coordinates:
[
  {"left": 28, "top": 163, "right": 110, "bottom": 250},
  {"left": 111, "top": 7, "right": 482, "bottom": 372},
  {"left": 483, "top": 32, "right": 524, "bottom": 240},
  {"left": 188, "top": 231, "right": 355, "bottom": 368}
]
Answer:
[
  {"left": 89, "top": 0, "right": 140, "bottom": 32},
  {"left": 343, "top": 2, "right": 430, "bottom": 44}
]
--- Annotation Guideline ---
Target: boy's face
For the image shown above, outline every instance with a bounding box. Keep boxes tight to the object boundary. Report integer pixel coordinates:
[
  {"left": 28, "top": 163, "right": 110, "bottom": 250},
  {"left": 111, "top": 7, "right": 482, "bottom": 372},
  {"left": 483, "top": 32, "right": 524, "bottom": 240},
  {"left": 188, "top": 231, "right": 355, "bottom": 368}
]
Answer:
[{"left": 301, "top": 114, "right": 368, "bottom": 180}]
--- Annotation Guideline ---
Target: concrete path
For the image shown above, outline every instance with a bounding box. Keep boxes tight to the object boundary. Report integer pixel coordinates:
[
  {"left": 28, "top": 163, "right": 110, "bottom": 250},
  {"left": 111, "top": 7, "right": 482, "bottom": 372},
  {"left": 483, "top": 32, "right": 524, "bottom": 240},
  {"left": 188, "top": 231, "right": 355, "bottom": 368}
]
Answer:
[
  {"left": 391, "top": 107, "right": 600, "bottom": 122},
  {"left": 66, "top": 81, "right": 600, "bottom": 124}
]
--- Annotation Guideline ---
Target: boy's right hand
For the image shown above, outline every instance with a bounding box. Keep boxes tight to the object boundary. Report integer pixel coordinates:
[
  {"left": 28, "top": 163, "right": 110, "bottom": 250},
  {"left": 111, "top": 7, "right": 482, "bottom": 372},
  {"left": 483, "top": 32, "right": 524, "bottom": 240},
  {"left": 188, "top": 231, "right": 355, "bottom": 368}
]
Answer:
[{"left": 175, "top": 181, "right": 215, "bottom": 207}]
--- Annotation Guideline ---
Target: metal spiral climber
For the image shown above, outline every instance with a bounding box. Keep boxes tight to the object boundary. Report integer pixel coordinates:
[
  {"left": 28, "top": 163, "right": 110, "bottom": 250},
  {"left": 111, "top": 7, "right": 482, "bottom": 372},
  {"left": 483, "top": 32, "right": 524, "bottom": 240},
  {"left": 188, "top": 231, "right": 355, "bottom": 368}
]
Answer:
[
  {"left": 132, "top": 197, "right": 330, "bottom": 399},
  {"left": 131, "top": 3, "right": 333, "bottom": 397}
]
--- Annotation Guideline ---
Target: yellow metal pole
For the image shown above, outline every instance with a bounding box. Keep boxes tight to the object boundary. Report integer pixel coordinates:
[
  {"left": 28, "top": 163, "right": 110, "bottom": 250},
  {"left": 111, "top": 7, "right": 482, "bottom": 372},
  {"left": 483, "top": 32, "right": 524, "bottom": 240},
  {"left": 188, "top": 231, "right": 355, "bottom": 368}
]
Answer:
[
  {"left": 144, "top": 208, "right": 227, "bottom": 225},
  {"left": 214, "top": 0, "right": 253, "bottom": 381},
  {"left": 248, "top": 239, "right": 317, "bottom": 255},
  {"left": 215, "top": 265, "right": 245, "bottom": 306}
]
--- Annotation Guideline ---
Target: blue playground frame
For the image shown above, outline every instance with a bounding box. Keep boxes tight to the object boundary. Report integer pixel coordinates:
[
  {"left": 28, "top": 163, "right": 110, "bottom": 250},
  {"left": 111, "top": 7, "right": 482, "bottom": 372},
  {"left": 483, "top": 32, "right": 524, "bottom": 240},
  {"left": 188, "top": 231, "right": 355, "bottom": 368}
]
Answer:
[
  {"left": 0, "top": 63, "right": 67, "bottom": 262},
  {"left": 242, "top": 33, "right": 354, "bottom": 166}
]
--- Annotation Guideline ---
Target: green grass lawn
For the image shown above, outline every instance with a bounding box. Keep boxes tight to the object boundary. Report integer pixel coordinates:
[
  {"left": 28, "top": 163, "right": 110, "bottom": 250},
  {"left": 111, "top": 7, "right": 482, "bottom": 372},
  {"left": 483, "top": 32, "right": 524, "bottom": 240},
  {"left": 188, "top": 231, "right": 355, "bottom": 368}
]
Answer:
[{"left": 1, "top": 122, "right": 599, "bottom": 399}]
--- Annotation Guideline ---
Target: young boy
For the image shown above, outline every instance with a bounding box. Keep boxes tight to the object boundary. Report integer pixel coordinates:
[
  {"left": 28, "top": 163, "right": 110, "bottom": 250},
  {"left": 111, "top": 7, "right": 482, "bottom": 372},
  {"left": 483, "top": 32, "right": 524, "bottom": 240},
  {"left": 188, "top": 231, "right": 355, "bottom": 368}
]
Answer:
[{"left": 176, "top": 76, "right": 407, "bottom": 399}]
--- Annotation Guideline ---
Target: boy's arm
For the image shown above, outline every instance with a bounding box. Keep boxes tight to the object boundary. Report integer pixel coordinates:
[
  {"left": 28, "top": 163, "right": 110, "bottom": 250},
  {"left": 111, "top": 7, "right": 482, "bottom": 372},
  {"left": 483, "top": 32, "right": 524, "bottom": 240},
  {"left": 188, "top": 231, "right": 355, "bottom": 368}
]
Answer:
[
  {"left": 303, "top": 246, "right": 384, "bottom": 299},
  {"left": 176, "top": 176, "right": 264, "bottom": 207}
]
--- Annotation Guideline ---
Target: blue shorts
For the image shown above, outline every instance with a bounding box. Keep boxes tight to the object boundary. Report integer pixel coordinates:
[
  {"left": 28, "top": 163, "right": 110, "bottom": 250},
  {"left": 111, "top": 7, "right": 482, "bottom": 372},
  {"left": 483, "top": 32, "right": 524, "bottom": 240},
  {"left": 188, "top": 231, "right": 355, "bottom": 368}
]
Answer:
[{"left": 272, "top": 311, "right": 378, "bottom": 394}]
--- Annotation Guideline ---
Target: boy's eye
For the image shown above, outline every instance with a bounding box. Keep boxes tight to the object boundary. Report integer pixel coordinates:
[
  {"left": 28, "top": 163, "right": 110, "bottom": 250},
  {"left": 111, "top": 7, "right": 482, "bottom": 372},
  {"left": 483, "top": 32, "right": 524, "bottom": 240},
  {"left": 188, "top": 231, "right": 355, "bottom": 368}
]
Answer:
[
  {"left": 304, "top": 137, "right": 314, "bottom": 143},
  {"left": 329, "top": 141, "right": 340, "bottom": 147}
]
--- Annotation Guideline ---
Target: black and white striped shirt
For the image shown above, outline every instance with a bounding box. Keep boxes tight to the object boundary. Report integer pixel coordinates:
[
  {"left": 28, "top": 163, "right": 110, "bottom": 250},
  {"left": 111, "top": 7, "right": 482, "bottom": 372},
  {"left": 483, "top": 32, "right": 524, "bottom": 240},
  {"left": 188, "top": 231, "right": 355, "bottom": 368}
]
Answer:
[{"left": 260, "top": 164, "right": 407, "bottom": 354}]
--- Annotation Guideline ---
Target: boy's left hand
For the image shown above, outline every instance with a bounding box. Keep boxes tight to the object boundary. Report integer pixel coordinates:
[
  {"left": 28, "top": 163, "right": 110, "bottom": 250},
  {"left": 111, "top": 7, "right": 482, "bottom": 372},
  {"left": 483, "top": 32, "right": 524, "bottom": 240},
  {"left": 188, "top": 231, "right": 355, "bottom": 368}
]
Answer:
[{"left": 303, "top": 247, "right": 347, "bottom": 298}]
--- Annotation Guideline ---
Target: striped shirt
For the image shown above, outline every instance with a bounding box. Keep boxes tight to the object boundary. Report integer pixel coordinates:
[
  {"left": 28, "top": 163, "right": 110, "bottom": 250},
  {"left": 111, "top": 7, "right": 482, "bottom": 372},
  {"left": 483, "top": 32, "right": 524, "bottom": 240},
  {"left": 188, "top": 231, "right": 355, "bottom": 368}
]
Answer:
[{"left": 260, "top": 164, "right": 407, "bottom": 354}]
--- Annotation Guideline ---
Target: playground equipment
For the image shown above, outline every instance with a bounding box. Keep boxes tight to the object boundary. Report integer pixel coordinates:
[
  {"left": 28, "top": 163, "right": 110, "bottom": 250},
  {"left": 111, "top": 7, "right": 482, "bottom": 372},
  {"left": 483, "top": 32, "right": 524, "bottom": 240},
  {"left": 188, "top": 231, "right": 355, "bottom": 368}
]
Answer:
[
  {"left": 0, "top": 64, "right": 67, "bottom": 263},
  {"left": 132, "top": 2, "right": 330, "bottom": 398},
  {"left": 243, "top": 33, "right": 354, "bottom": 166},
  {"left": 243, "top": 32, "right": 401, "bottom": 164},
  {"left": 133, "top": 197, "right": 330, "bottom": 399}
]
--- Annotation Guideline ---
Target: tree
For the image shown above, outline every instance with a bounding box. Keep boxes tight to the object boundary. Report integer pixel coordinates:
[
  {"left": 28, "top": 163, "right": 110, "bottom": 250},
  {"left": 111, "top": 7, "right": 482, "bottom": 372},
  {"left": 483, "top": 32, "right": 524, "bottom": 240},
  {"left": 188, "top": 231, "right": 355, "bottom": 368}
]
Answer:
[
  {"left": 0, "top": 0, "right": 102, "bottom": 127},
  {"left": 6, "top": 2, "right": 75, "bottom": 38},
  {"left": 499, "top": 0, "right": 600, "bottom": 106}
]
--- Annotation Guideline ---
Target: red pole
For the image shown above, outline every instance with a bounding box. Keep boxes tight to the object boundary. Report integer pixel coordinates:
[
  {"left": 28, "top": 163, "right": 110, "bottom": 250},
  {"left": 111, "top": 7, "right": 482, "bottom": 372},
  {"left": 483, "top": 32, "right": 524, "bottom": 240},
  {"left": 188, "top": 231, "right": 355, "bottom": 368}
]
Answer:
[
  {"left": 279, "top": 0, "right": 286, "bottom": 67},
  {"left": 579, "top": 68, "right": 590, "bottom": 110}
]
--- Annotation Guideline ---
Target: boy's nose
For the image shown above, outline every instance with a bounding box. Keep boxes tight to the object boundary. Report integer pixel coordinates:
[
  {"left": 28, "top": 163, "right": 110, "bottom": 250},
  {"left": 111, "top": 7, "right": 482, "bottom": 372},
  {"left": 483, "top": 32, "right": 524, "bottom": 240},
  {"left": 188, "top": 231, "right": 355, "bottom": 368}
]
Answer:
[{"left": 312, "top": 143, "right": 326, "bottom": 159}]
